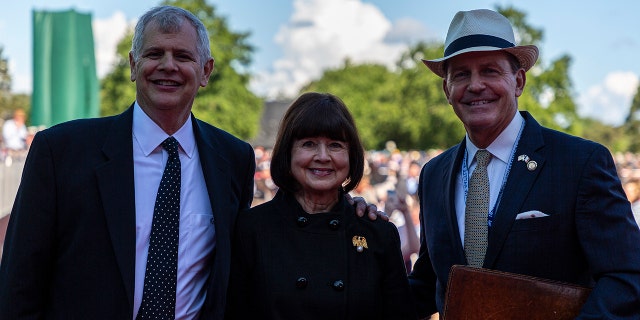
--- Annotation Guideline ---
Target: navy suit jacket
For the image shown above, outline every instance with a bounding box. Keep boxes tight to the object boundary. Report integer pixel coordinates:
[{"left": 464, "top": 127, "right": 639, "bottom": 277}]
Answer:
[
  {"left": 0, "top": 105, "right": 255, "bottom": 319},
  {"left": 409, "top": 111, "right": 640, "bottom": 318}
]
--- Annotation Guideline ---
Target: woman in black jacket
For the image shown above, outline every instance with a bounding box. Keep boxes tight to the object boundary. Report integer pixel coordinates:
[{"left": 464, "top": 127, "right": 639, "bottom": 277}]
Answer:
[{"left": 225, "top": 92, "right": 416, "bottom": 320}]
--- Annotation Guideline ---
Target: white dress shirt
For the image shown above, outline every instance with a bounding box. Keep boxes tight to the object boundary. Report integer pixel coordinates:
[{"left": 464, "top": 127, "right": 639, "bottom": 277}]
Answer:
[
  {"left": 455, "top": 112, "right": 524, "bottom": 246},
  {"left": 132, "top": 103, "right": 215, "bottom": 320}
]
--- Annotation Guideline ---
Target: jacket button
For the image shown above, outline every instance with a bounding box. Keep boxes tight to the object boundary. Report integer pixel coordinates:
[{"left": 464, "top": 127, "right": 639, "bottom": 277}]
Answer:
[
  {"left": 296, "top": 217, "right": 309, "bottom": 227},
  {"left": 296, "top": 277, "right": 308, "bottom": 289},
  {"left": 332, "top": 280, "right": 345, "bottom": 291},
  {"left": 328, "top": 219, "right": 340, "bottom": 230}
]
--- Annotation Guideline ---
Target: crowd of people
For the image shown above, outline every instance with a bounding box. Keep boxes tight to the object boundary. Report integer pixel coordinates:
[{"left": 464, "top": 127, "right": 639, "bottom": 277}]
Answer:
[
  {"left": 0, "top": 109, "right": 35, "bottom": 160},
  {"left": 616, "top": 151, "right": 640, "bottom": 225}
]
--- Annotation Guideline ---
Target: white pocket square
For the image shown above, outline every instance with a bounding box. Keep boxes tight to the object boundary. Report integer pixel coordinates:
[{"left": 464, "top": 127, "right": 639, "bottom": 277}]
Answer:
[{"left": 515, "top": 210, "right": 549, "bottom": 220}]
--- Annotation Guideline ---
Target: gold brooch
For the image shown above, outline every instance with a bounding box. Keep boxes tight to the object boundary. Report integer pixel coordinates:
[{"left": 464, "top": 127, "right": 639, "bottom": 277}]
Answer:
[
  {"left": 352, "top": 236, "right": 368, "bottom": 252},
  {"left": 517, "top": 154, "right": 537, "bottom": 171}
]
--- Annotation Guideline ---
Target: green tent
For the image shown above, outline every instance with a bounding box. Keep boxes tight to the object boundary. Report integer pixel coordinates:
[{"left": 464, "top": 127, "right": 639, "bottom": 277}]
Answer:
[{"left": 32, "top": 9, "right": 99, "bottom": 127}]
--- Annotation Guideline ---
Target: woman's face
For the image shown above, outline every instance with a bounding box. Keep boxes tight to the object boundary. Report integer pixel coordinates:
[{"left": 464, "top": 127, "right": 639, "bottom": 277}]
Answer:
[{"left": 291, "top": 136, "right": 350, "bottom": 196}]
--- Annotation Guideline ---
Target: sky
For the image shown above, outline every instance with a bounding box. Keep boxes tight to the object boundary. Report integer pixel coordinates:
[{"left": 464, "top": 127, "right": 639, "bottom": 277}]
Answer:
[{"left": 1, "top": 0, "right": 639, "bottom": 126}]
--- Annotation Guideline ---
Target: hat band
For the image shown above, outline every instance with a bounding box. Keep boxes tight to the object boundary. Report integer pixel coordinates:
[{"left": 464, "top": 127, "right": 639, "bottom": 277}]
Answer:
[{"left": 444, "top": 34, "right": 515, "bottom": 57}]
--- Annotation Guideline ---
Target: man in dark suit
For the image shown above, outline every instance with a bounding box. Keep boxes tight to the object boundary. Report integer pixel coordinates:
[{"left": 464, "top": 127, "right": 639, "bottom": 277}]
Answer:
[
  {"left": 0, "top": 6, "right": 376, "bottom": 319},
  {"left": 408, "top": 9, "right": 640, "bottom": 319},
  {"left": 0, "top": 6, "right": 253, "bottom": 320}
]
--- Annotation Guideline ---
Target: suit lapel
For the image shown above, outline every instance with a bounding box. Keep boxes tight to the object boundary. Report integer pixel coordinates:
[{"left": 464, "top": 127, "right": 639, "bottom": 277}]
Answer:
[
  {"left": 484, "top": 112, "right": 546, "bottom": 267},
  {"left": 192, "top": 117, "right": 231, "bottom": 240},
  {"left": 192, "top": 118, "right": 234, "bottom": 319},
  {"left": 95, "top": 106, "right": 136, "bottom": 309},
  {"left": 444, "top": 143, "right": 468, "bottom": 262}
]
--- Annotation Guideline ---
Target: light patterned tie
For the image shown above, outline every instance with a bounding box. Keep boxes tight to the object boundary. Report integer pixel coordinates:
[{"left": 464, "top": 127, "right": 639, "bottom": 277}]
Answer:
[
  {"left": 464, "top": 149, "right": 491, "bottom": 267},
  {"left": 137, "top": 137, "right": 181, "bottom": 320}
]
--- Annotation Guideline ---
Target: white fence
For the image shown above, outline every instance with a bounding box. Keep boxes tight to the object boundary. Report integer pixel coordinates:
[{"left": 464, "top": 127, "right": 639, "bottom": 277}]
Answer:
[{"left": 0, "top": 153, "right": 25, "bottom": 218}]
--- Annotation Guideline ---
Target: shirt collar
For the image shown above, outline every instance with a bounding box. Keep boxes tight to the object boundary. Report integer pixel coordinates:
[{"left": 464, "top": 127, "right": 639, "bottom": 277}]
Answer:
[
  {"left": 465, "top": 111, "right": 524, "bottom": 166},
  {"left": 132, "top": 102, "right": 196, "bottom": 158}
]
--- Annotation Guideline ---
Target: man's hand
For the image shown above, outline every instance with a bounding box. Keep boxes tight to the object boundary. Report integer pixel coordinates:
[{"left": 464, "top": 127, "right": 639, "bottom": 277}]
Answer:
[{"left": 345, "top": 193, "right": 389, "bottom": 221}]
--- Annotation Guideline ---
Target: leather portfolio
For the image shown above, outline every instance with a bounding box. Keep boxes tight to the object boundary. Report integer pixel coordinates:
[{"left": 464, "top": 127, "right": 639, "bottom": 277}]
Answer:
[{"left": 443, "top": 265, "right": 592, "bottom": 320}]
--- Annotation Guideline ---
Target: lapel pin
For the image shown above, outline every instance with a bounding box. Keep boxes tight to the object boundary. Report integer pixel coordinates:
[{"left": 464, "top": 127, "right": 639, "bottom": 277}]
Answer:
[
  {"left": 352, "top": 236, "right": 368, "bottom": 252},
  {"left": 517, "top": 154, "right": 537, "bottom": 171}
]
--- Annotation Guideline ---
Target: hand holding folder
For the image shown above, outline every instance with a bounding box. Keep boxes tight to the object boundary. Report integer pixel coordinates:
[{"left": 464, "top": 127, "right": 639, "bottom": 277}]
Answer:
[{"left": 443, "top": 265, "right": 592, "bottom": 320}]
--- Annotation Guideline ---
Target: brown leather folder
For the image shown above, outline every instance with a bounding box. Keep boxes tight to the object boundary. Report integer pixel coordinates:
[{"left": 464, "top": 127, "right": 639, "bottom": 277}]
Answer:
[{"left": 443, "top": 265, "right": 592, "bottom": 320}]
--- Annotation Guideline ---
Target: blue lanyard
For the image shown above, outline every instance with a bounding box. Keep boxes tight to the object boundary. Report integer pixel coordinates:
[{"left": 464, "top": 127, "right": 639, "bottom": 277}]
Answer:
[{"left": 461, "top": 122, "right": 524, "bottom": 228}]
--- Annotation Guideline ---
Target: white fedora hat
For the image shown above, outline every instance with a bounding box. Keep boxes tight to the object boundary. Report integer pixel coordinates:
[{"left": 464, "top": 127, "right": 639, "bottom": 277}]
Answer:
[{"left": 422, "top": 9, "right": 539, "bottom": 78}]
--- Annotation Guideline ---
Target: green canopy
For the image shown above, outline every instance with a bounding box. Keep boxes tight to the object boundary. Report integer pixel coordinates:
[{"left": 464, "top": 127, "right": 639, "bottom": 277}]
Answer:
[{"left": 32, "top": 9, "right": 99, "bottom": 127}]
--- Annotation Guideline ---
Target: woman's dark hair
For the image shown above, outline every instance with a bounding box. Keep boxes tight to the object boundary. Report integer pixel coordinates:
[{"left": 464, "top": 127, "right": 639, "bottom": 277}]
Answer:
[{"left": 270, "top": 92, "right": 365, "bottom": 193}]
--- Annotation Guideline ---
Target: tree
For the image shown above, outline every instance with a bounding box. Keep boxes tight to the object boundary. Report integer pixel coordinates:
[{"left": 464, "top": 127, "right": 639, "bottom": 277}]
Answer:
[
  {"left": 0, "top": 46, "right": 10, "bottom": 96},
  {"left": 622, "top": 84, "right": 640, "bottom": 152},
  {"left": 626, "top": 84, "right": 640, "bottom": 125},
  {"left": 100, "top": 0, "right": 263, "bottom": 140},
  {"left": 392, "top": 43, "right": 465, "bottom": 150},
  {"left": 499, "top": 5, "right": 635, "bottom": 151},
  {"left": 582, "top": 117, "right": 629, "bottom": 152},
  {"left": 302, "top": 61, "right": 401, "bottom": 150},
  {"left": 303, "top": 43, "right": 466, "bottom": 151},
  {"left": 0, "top": 47, "right": 30, "bottom": 122},
  {"left": 496, "top": 6, "right": 583, "bottom": 135},
  {"left": 304, "top": 5, "right": 602, "bottom": 151},
  {"left": 0, "top": 45, "right": 11, "bottom": 117},
  {"left": 100, "top": 33, "right": 135, "bottom": 117}
]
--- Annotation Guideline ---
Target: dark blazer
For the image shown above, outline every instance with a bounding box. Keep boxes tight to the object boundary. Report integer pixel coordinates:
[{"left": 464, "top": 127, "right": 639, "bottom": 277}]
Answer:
[
  {"left": 409, "top": 111, "right": 640, "bottom": 318},
  {"left": 226, "top": 191, "right": 416, "bottom": 320},
  {"left": 0, "top": 105, "right": 255, "bottom": 320}
]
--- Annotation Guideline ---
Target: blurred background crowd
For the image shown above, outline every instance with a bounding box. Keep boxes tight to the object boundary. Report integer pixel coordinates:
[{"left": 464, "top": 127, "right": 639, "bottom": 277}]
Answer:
[{"left": 2, "top": 115, "right": 640, "bottom": 270}]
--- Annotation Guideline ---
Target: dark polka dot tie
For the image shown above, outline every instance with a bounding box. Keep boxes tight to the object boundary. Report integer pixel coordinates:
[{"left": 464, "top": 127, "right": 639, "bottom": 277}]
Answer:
[
  {"left": 137, "top": 137, "right": 181, "bottom": 320},
  {"left": 464, "top": 149, "right": 491, "bottom": 268}
]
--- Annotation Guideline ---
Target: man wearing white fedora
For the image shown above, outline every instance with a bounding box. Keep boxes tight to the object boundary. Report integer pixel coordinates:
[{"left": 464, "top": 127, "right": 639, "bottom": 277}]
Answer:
[{"left": 408, "top": 9, "right": 640, "bottom": 318}]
